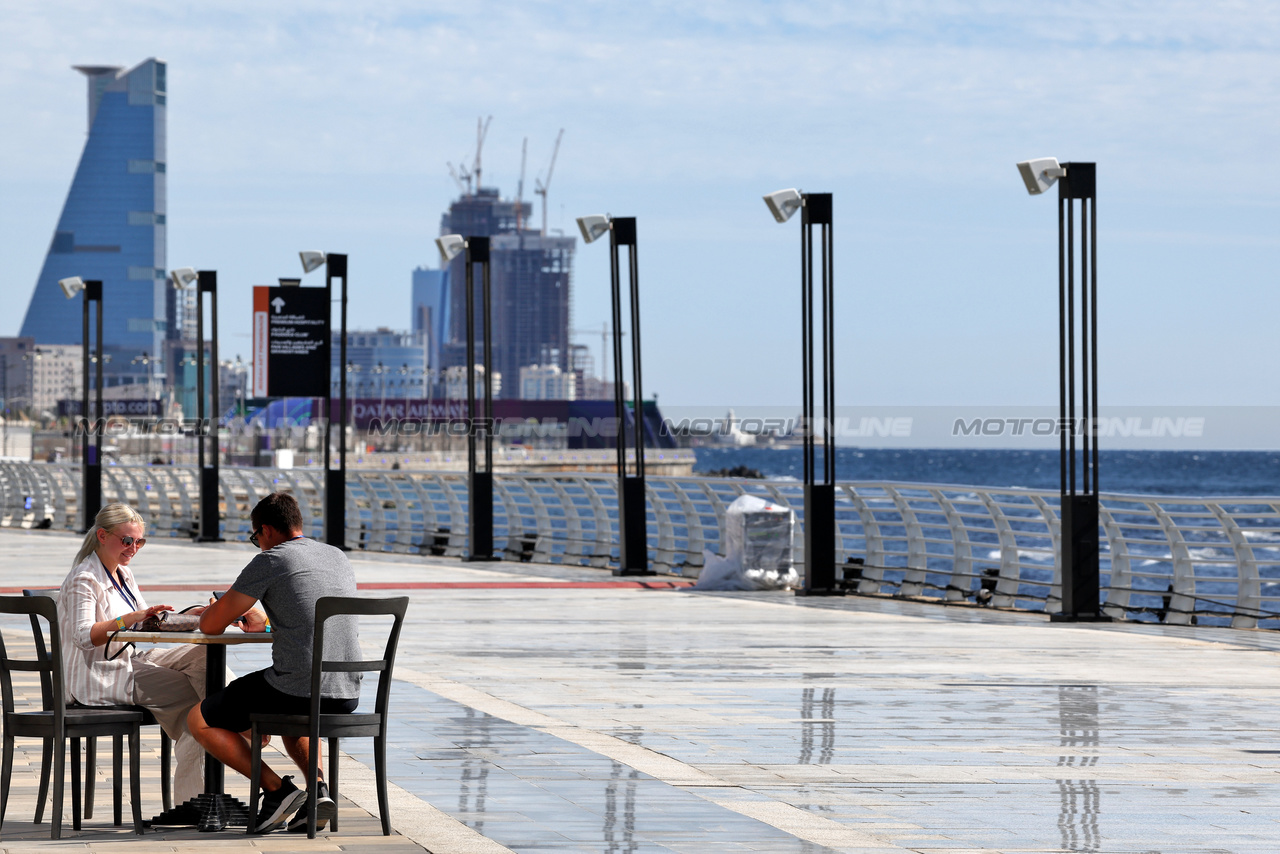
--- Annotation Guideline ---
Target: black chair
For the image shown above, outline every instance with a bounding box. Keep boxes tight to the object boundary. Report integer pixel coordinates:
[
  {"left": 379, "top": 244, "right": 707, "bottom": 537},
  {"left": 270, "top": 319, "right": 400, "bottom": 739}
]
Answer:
[
  {"left": 248, "top": 596, "right": 409, "bottom": 838},
  {"left": 0, "top": 595, "right": 144, "bottom": 838},
  {"left": 22, "top": 589, "right": 173, "bottom": 822}
]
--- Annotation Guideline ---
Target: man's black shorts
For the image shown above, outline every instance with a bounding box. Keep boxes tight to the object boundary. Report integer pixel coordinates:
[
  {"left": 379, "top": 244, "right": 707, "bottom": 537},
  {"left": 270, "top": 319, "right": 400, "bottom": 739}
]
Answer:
[{"left": 201, "top": 669, "right": 358, "bottom": 733}]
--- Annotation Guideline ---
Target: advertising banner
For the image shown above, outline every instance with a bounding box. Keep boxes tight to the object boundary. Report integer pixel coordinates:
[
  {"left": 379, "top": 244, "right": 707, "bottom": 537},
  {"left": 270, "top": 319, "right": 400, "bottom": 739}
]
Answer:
[
  {"left": 58, "top": 399, "right": 163, "bottom": 417},
  {"left": 252, "top": 286, "right": 330, "bottom": 398}
]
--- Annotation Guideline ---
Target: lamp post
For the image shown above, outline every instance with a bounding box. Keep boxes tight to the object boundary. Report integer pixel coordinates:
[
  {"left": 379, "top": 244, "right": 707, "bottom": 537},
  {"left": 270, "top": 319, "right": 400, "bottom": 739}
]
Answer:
[
  {"left": 763, "top": 190, "right": 841, "bottom": 596},
  {"left": 437, "top": 234, "right": 495, "bottom": 561},
  {"left": 59, "top": 277, "right": 103, "bottom": 532},
  {"left": 1017, "top": 158, "right": 1105, "bottom": 621},
  {"left": 300, "top": 251, "right": 348, "bottom": 549},
  {"left": 130, "top": 351, "right": 155, "bottom": 462},
  {"left": 575, "top": 215, "right": 653, "bottom": 575},
  {"left": 171, "top": 268, "right": 223, "bottom": 541}
]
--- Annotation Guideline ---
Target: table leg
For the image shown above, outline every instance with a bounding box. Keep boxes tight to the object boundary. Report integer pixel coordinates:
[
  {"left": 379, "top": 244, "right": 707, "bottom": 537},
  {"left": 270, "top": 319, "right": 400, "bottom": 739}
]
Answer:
[
  {"left": 203, "top": 644, "right": 225, "bottom": 795},
  {"left": 147, "top": 642, "right": 249, "bottom": 831}
]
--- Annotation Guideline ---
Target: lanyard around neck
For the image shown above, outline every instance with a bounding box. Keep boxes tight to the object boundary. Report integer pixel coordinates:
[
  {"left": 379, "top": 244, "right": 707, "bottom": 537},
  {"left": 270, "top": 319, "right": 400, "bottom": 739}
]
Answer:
[{"left": 106, "top": 566, "right": 139, "bottom": 613}]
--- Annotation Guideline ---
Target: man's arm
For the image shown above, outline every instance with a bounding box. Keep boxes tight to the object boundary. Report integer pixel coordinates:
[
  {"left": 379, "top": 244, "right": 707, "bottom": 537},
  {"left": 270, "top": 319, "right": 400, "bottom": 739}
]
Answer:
[{"left": 200, "top": 589, "right": 266, "bottom": 634}]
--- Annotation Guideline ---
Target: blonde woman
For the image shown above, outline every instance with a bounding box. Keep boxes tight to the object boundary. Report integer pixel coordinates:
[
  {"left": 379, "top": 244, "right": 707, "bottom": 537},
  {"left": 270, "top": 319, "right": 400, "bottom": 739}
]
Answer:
[{"left": 58, "top": 503, "right": 207, "bottom": 806}]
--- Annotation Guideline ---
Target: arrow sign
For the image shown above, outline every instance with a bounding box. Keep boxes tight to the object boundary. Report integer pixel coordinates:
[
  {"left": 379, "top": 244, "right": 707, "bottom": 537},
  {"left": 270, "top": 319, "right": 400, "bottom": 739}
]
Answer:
[{"left": 271, "top": 297, "right": 286, "bottom": 314}]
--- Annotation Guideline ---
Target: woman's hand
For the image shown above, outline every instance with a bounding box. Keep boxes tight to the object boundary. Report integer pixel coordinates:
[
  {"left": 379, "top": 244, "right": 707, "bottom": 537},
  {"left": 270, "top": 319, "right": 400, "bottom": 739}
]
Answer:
[{"left": 90, "top": 604, "right": 172, "bottom": 646}]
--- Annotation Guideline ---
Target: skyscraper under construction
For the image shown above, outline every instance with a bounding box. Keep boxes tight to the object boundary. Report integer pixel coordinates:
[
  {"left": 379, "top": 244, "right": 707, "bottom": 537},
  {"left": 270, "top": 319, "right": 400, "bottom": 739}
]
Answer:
[{"left": 437, "top": 187, "right": 575, "bottom": 394}]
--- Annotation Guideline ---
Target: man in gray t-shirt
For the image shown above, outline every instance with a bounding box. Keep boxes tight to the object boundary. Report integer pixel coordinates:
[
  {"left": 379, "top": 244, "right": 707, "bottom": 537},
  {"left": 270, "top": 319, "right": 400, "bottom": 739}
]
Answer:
[
  {"left": 232, "top": 538, "right": 361, "bottom": 699},
  {"left": 188, "top": 492, "right": 360, "bottom": 833}
]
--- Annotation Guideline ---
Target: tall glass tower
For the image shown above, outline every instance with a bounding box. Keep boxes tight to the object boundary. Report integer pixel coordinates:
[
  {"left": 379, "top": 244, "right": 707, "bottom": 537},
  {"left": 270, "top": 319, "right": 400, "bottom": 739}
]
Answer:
[{"left": 19, "top": 58, "right": 168, "bottom": 389}]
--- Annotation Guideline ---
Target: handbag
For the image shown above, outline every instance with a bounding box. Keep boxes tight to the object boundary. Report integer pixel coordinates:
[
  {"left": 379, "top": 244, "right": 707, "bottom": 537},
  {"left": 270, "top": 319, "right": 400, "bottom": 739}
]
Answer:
[
  {"left": 136, "top": 610, "right": 203, "bottom": 632},
  {"left": 105, "top": 605, "right": 202, "bottom": 661}
]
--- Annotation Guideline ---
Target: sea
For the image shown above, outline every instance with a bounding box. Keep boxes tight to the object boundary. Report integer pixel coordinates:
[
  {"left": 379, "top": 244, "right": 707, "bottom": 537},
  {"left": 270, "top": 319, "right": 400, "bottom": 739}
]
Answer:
[{"left": 690, "top": 447, "right": 1280, "bottom": 497}]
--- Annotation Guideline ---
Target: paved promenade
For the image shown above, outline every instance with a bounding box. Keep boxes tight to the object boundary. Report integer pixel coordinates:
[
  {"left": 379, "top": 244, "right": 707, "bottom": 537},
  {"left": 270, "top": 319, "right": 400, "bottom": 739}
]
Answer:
[{"left": 1, "top": 527, "right": 1279, "bottom": 853}]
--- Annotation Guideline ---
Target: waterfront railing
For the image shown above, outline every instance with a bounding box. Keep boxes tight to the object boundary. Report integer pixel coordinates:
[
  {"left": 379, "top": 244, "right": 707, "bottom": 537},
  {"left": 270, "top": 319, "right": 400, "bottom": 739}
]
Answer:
[{"left": 3, "top": 462, "right": 1278, "bottom": 630}]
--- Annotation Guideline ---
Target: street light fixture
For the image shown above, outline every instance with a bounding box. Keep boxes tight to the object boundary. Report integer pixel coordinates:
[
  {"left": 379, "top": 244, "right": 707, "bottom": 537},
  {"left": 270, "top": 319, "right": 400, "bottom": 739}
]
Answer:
[
  {"left": 575, "top": 214, "right": 653, "bottom": 575},
  {"left": 762, "top": 189, "right": 841, "bottom": 596},
  {"left": 298, "top": 251, "right": 349, "bottom": 549},
  {"left": 1016, "top": 158, "right": 1104, "bottom": 621},
  {"left": 436, "top": 233, "right": 495, "bottom": 561},
  {"left": 171, "top": 268, "right": 222, "bottom": 541},
  {"left": 59, "top": 276, "right": 103, "bottom": 532}
]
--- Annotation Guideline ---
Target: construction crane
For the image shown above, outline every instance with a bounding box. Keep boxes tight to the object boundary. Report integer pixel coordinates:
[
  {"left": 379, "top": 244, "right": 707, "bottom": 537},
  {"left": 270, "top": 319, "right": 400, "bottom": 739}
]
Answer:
[
  {"left": 515, "top": 137, "right": 528, "bottom": 234},
  {"left": 571, "top": 322, "right": 624, "bottom": 385},
  {"left": 445, "top": 116, "right": 491, "bottom": 196},
  {"left": 446, "top": 162, "right": 469, "bottom": 195},
  {"left": 472, "top": 115, "right": 492, "bottom": 190},
  {"left": 534, "top": 128, "right": 564, "bottom": 236}
]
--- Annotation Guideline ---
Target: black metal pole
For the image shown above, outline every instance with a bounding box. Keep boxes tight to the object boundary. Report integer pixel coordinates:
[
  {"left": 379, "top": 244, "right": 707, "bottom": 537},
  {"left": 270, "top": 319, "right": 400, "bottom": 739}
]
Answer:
[
  {"left": 465, "top": 238, "right": 494, "bottom": 561},
  {"left": 325, "top": 254, "right": 348, "bottom": 549},
  {"left": 609, "top": 218, "right": 652, "bottom": 576},
  {"left": 197, "top": 271, "right": 222, "bottom": 542},
  {"left": 797, "top": 194, "right": 839, "bottom": 596},
  {"left": 1058, "top": 193, "right": 1067, "bottom": 497},
  {"left": 1052, "top": 163, "right": 1104, "bottom": 622},
  {"left": 81, "top": 282, "right": 103, "bottom": 531}
]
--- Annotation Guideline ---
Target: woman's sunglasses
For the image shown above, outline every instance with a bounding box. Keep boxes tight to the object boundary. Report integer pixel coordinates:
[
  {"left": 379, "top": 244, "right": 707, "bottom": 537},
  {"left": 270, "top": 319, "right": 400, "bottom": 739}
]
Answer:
[{"left": 109, "top": 530, "right": 146, "bottom": 549}]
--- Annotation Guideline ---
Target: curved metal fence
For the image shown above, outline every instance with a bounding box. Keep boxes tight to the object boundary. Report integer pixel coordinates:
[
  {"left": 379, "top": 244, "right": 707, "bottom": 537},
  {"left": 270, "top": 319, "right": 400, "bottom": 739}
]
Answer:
[{"left": 3, "top": 462, "right": 1278, "bottom": 629}]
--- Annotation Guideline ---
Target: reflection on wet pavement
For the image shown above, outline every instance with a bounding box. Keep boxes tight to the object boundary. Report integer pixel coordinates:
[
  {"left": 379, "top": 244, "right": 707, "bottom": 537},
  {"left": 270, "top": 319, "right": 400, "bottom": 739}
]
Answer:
[
  {"left": 1058, "top": 685, "right": 1101, "bottom": 852},
  {"left": 340, "top": 681, "right": 842, "bottom": 853},
  {"left": 799, "top": 687, "right": 836, "bottom": 767},
  {"left": 221, "top": 582, "right": 1280, "bottom": 853}
]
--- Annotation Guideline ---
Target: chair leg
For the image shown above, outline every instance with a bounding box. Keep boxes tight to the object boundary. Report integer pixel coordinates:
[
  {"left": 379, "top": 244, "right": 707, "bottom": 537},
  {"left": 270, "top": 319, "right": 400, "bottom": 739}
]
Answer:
[
  {"left": 374, "top": 735, "right": 391, "bottom": 836},
  {"left": 33, "top": 737, "right": 51, "bottom": 824},
  {"left": 51, "top": 737, "right": 64, "bottom": 840},
  {"left": 128, "top": 728, "right": 143, "bottom": 834},
  {"left": 307, "top": 737, "right": 320, "bottom": 839},
  {"left": 84, "top": 736, "right": 96, "bottom": 819},
  {"left": 112, "top": 733, "right": 123, "bottom": 827},
  {"left": 246, "top": 722, "right": 261, "bottom": 834},
  {"left": 70, "top": 736, "right": 82, "bottom": 831},
  {"left": 0, "top": 732, "right": 13, "bottom": 830},
  {"left": 328, "top": 737, "right": 339, "bottom": 832},
  {"left": 160, "top": 732, "right": 172, "bottom": 811}
]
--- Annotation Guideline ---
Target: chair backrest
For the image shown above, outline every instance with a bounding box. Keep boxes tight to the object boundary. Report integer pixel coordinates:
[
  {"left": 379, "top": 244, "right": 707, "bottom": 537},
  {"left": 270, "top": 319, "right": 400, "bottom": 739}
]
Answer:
[
  {"left": 0, "top": 595, "right": 66, "bottom": 719},
  {"left": 309, "top": 596, "right": 410, "bottom": 724},
  {"left": 22, "top": 589, "right": 59, "bottom": 709}
]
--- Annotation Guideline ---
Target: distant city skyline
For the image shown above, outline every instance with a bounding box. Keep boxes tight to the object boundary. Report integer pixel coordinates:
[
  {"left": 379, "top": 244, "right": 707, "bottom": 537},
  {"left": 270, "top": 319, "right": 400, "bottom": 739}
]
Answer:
[{"left": 3, "top": 3, "right": 1278, "bottom": 437}]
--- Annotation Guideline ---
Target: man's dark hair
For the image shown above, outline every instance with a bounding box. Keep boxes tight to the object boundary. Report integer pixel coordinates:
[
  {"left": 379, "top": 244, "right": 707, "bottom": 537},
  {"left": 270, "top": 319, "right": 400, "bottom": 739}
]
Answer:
[{"left": 251, "top": 491, "right": 303, "bottom": 535}]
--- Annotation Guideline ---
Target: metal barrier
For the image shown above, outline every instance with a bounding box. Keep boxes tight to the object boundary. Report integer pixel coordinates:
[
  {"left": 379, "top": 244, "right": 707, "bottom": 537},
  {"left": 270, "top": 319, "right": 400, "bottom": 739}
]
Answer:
[{"left": 3, "top": 462, "right": 1278, "bottom": 629}]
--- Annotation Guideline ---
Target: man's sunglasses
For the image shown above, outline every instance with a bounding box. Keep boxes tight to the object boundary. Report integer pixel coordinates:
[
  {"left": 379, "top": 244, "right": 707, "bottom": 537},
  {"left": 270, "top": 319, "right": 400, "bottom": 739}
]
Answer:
[
  {"left": 249, "top": 526, "right": 264, "bottom": 548},
  {"left": 109, "top": 530, "right": 146, "bottom": 549}
]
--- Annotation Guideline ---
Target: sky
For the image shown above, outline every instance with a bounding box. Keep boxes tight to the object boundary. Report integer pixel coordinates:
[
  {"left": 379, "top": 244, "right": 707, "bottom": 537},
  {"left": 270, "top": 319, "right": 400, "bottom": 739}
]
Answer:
[{"left": 3, "top": 1, "right": 1279, "bottom": 442}]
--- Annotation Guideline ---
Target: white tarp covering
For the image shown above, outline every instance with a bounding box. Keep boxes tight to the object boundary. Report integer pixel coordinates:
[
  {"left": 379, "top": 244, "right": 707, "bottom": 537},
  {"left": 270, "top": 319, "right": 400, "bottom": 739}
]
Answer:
[{"left": 694, "top": 494, "right": 798, "bottom": 591}]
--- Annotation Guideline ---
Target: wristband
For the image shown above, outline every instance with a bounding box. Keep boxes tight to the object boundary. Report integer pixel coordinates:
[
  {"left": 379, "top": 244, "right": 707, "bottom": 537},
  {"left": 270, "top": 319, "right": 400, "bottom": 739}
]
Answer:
[{"left": 115, "top": 617, "right": 127, "bottom": 630}]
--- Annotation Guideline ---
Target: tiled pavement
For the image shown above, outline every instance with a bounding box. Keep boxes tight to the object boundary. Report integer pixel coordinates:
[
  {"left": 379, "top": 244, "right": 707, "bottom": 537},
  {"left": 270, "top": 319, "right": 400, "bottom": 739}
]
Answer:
[{"left": 3, "top": 527, "right": 1280, "bottom": 852}]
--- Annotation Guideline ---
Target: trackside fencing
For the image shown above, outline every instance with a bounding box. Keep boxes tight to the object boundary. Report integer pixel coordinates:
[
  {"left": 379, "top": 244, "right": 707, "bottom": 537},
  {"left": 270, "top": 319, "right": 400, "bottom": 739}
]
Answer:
[{"left": 2, "top": 462, "right": 1278, "bottom": 629}]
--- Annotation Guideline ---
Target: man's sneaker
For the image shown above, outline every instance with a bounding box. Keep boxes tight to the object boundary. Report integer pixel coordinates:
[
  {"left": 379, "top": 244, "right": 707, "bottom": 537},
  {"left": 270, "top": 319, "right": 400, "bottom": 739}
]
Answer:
[
  {"left": 288, "top": 781, "right": 337, "bottom": 832},
  {"left": 253, "top": 776, "right": 308, "bottom": 834}
]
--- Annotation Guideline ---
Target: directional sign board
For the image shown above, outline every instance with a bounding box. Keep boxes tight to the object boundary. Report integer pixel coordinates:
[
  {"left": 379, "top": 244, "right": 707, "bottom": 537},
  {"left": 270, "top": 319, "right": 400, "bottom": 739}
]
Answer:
[{"left": 252, "top": 286, "right": 330, "bottom": 398}]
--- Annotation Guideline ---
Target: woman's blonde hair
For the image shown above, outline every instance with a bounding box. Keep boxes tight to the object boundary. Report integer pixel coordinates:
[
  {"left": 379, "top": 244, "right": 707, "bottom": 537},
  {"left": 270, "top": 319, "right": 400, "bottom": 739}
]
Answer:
[{"left": 73, "top": 503, "right": 146, "bottom": 568}]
